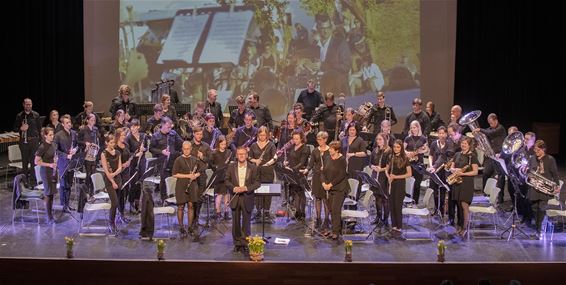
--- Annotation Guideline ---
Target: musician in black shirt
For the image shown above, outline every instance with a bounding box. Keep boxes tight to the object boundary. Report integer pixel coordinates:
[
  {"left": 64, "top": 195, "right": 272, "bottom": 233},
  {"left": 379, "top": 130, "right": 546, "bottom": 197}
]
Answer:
[
  {"left": 474, "top": 113, "right": 506, "bottom": 204},
  {"left": 285, "top": 130, "right": 310, "bottom": 220},
  {"left": 228, "top": 95, "right": 248, "bottom": 131},
  {"left": 247, "top": 91, "right": 273, "bottom": 131},
  {"left": 425, "top": 101, "right": 445, "bottom": 132},
  {"left": 126, "top": 119, "right": 147, "bottom": 214},
  {"left": 426, "top": 126, "right": 454, "bottom": 218},
  {"left": 249, "top": 126, "right": 277, "bottom": 221},
  {"left": 203, "top": 113, "right": 222, "bottom": 149},
  {"left": 369, "top": 133, "right": 392, "bottom": 225},
  {"left": 14, "top": 98, "right": 42, "bottom": 186},
  {"left": 144, "top": 103, "right": 164, "bottom": 135},
  {"left": 34, "top": 127, "right": 56, "bottom": 224},
  {"left": 403, "top": 98, "right": 431, "bottom": 137},
  {"left": 404, "top": 120, "right": 428, "bottom": 205},
  {"left": 74, "top": 101, "right": 101, "bottom": 131},
  {"left": 77, "top": 113, "right": 100, "bottom": 196},
  {"left": 109, "top": 84, "right": 137, "bottom": 120},
  {"left": 230, "top": 112, "right": 258, "bottom": 152},
  {"left": 311, "top": 92, "right": 342, "bottom": 143},
  {"left": 54, "top": 115, "right": 78, "bottom": 213},
  {"left": 321, "top": 140, "right": 350, "bottom": 240},
  {"left": 205, "top": 89, "right": 223, "bottom": 128},
  {"left": 149, "top": 117, "right": 183, "bottom": 202},
  {"left": 301, "top": 131, "right": 331, "bottom": 228},
  {"left": 296, "top": 79, "right": 323, "bottom": 121},
  {"left": 367, "top": 91, "right": 398, "bottom": 134},
  {"left": 211, "top": 136, "right": 232, "bottom": 220},
  {"left": 387, "top": 139, "right": 412, "bottom": 239}
]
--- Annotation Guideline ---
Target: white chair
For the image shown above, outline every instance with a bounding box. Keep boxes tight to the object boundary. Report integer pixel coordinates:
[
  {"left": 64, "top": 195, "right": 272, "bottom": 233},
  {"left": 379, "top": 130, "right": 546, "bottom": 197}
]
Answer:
[
  {"left": 153, "top": 176, "right": 176, "bottom": 238},
  {"left": 12, "top": 174, "right": 44, "bottom": 224},
  {"left": 343, "top": 178, "right": 359, "bottom": 207},
  {"left": 472, "top": 177, "right": 497, "bottom": 205},
  {"left": 402, "top": 188, "right": 435, "bottom": 240},
  {"left": 360, "top": 166, "right": 373, "bottom": 193},
  {"left": 78, "top": 173, "right": 112, "bottom": 235},
  {"left": 403, "top": 177, "right": 416, "bottom": 205},
  {"left": 5, "top": 144, "right": 24, "bottom": 188},
  {"left": 341, "top": 191, "right": 374, "bottom": 237},
  {"left": 468, "top": 186, "right": 501, "bottom": 239}
]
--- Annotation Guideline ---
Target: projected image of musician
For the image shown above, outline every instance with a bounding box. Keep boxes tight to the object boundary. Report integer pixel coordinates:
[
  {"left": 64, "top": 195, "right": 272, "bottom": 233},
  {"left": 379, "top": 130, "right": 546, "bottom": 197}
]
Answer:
[{"left": 109, "top": 84, "right": 137, "bottom": 121}]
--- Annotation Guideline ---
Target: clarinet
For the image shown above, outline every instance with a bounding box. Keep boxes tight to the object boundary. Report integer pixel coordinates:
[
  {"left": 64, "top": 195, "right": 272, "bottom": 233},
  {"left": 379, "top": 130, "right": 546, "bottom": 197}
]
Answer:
[
  {"left": 22, "top": 116, "right": 28, "bottom": 144},
  {"left": 185, "top": 161, "right": 199, "bottom": 194}
]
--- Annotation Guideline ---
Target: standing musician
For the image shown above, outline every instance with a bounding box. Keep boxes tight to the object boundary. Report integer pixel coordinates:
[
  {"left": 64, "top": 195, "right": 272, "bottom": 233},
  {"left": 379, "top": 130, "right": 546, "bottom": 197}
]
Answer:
[
  {"left": 225, "top": 147, "right": 260, "bottom": 253},
  {"left": 293, "top": 103, "right": 309, "bottom": 131},
  {"left": 161, "top": 94, "right": 177, "bottom": 124},
  {"left": 321, "top": 140, "right": 350, "bottom": 240},
  {"left": 426, "top": 126, "right": 454, "bottom": 218},
  {"left": 77, "top": 113, "right": 100, "bottom": 197},
  {"left": 74, "top": 101, "right": 101, "bottom": 131},
  {"left": 277, "top": 111, "right": 302, "bottom": 150},
  {"left": 172, "top": 141, "right": 203, "bottom": 237},
  {"left": 403, "top": 98, "right": 431, "bottom": 137},
  {"left": 109, "top": 109, "right": 126, "bottom": 134},
  {"left": 526, "top": 140, "right": 560, "bottom": 237},
  {"left": 126, "top": 119, "right": 147, "bottom": 214},
  {"left": 46, "top": 110, "right": 64, "bottom": 134},
  {"left": 449, "top": 136, "right": 479, "bottom": 238},
  {"left": 449, "top": 105, "right": 463, "bottom": 126},
  {"left": 202, "top": 113, "right": 222, "bottom": 149},
  {"left": 14, "top": 98, "right": 42, "bottom": 186},
  {"left": 369, "top": 132, "right": 392, "bottom": 226},
  {"left": 425, "top": 101, "right": 445, "bottom": 132},
  {"left": 211, "top": 136, "right": 232, "bottom": 221},
  {"left": 310, "top": 92, "right": 342, "bottom": 143},
  {"left": 302, "top": 131, "right": 331, "bottom": 229},
  {"left": 109, "top": 84, "right": 138, "bottom": 121},
  {"left": 190, "top": 126, "right": 212, "bottom": 225},
  {"left": 296, "top": 78, "right": 323, "bottom": 121},
  {"left": 387, "top": 139, "right": 412, "bottom": 239},
  {"left": 518, "top": 132, "right": 536, "bottom": 224},
  {"left": 341, "top": 122, "right": 368, "bottom": 181},
  {"left": 285, "top": 130, "right": 310, "bottom": 221},
  {"left": 228, "top": 95, "right": 249, "bottom": 131},
  {"left": 404, "top": 120, "right": 429, "bottom": 205},
  {"left": 54, "top": 115, "right": 77, "bottom": 213},
  {"left": 338, "top": 108, "right": 356, "bottom": 140},
  {"left": 205, "top": 89, "right": 223, "bottom": 128},
  {"left": 247, "top": 91, "right": 273, "bottom": 131},
  {"left": 34, "top": 127, "right": 57, "bottom": 224},
  {"left": 100, "top": 133, "right": 123, "bottom": 234},
  {"left": 149, "top": 117, "right": 183, "bottom": 202},
  {"left": 367, "top": 91, "right": 398, "bottom": 134},
  {"left": 474, "top": 113, "right": 506, "bottom": 204},
  {"left": 446, "top": 123, "right": 463, "bottom": 226},
  {"left": 144, "top": 103, "right": 164, "bottom": 135},
  {"left": 115, "top": 128, "right": 132, "bottom": 223},
  {"left": 249, "top": 126, "right": 277, "bottom": 221},
  {"left": 230, "top": 112, "right": 258, "bottom": 152}
]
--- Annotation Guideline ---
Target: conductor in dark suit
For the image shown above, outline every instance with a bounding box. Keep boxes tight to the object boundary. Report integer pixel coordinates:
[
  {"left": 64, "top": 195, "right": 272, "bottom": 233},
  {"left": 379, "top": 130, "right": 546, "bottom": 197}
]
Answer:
[{"left": 225, "top": 146, "right": 260, "bottom": 253}]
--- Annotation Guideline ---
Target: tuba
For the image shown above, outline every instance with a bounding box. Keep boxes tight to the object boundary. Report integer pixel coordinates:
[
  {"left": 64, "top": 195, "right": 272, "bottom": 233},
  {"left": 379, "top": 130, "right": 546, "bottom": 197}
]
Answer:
[
  {"left": 502, "top": 131, "right": 529, "bottom": 170},
  {"left": 459, "top": 110, "right": 495, "bottom": 159},
  {"left": 526, "top": 170, "right": 558, "bottom": 196}
]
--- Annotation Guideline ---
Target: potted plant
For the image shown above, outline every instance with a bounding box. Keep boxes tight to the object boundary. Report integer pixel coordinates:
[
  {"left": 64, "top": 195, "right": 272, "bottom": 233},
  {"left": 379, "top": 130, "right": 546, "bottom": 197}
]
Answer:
[
  {"left": 156, "top": 239, "right": 166, "bottom": 260},
  {"left": 246, "top": 235, "right": 265, "bottom": 262},
  {"left": 437, "top": 240, "right": 446, "bottom": 262},
  {"left": 344, "top": 240, "right": 353, "bottom": 262},
  {"left": 64, "top": 237, "right": 74, "bottom": 259}
]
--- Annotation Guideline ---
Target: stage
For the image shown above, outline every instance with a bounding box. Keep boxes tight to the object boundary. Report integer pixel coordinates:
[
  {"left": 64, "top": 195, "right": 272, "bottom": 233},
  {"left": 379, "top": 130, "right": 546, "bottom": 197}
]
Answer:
[{"left": 1, "top": 177, "right": 565, "bottom": 284}]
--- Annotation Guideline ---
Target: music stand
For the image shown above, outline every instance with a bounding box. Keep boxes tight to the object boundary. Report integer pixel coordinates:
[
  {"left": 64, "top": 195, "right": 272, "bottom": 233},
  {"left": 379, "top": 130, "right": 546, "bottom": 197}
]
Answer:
[
  {"left": 255, "top": 184, "right": 282, "bottom": 242},
  {"left": 59, "top": 152, "right": 85, "bottom": 221},
  {"left": 353, "top": 171, "right": 387, "bottom": 240},
  {"left": 499, "top": 160, "right": 529, "bottom": 241},
  {"left": 194, "top": 167, "right": 228, "bottom": 242}
]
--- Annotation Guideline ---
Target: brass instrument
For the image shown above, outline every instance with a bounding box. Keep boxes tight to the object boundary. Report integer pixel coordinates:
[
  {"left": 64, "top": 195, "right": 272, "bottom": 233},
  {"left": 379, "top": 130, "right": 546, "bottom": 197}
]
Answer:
[
  {"left": 446, "top": 165, "right": 469, "bottom": 185},
  {"left": 526, "top": 169, "right": 558, "bottom": 196},
  {"left": 459, "top": 110, "right": 496, "bottom": 158},
  {"left": 385, "top": 106, "right": 392, "bottom": 123},
  {"left": 177, "top": 119, "right": 189, "bottom": 139},
  {"left": 85, "top": 128, "right": 100, "bottom": 162},
  {"left": 355, "top": 102, "right": 373, "bottom": 128},
  {"left": 502, "top": 131, "right": 529, "bottom": 180}
]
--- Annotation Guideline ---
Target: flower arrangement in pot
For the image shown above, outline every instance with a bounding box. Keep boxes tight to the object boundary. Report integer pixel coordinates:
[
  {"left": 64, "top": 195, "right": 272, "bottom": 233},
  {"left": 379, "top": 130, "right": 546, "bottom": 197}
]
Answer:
[{"left": 246, "top": 235, "right": 266, "bottom": 262}]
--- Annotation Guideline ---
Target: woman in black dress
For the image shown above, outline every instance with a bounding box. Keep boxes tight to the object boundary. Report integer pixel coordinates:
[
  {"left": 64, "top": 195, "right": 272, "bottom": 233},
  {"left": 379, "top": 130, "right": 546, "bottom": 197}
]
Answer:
[
  {"left": 115, "top": 127, "right": 132, "bottom": 223},
  {"left": 34, "top": 127, "right": 57, "bottom": 224},
  {"left": 100, "top": 134, "right": 123, "bottom": 233},
  {"left": 449, "top": 136, "right": 479, "bottom": 237},
  {"left": 341, "top": 122, "right": 367, "bottom": 184},
  {"left": 173, "top": 141, "right": 202, "bottom": 236},
  {"left": 285, "top": 130, "right": 310, "bottom": 220},
  {"left": 249, "top": 126, "right": 277, "bottom": 220},
  {"left": 126, "top": 119, "right": 147, "bottom": 214},
  {"left": 302, "top": 131, "right": 331, "bottom": 228},
  {"left": 403, "top": 120, "right": 428, "bottom": 204},
  {"left": 211, "top": 136, "right": 232, "bottom": 220},
  {"left": 321, "top": 140, "right": 350, "bottom": 239},
  {"left": 369, "top": 132, "right": 391, "bottom": 226},
  {"left": 387, "top": 139, "right": 412, "bottom": 239}
]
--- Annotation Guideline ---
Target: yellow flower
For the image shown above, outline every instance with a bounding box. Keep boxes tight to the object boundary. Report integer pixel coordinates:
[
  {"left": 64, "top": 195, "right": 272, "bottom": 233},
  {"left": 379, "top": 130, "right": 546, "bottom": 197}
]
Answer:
[{"left": 64, "top": 237, "right": 74, "bottom": 246}]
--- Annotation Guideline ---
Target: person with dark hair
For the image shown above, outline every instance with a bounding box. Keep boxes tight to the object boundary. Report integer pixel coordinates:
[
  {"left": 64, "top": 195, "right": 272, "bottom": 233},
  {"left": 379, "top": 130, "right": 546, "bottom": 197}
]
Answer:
[
  {"left": 367, "top": 91, "right": 398, "bottom": 134},
  {"left": 527, "top": 140, "right": 560, "bottom": 238},
  {"left": 426, "top": 101, "right": 445, "bottom": 132},
  {"left": 149, "top": 117, "right": 183, "bottom": 202},
  {"left": 247, "top": 91, "right": 273, "bottom": 131},
  {"left": 341, "top": 122, "right": 367, "bottom": 180},
  {"left": 46, "top": 110, "right": 64, "bottom": 133},
  {"left": 161, "top": 94, "right": 177, "bottom": 124},
  {"left": 74, "top": 101, "right": 101, "bottom": 130},
  {"left": 54, "top": 115, "right": 77, "bottom": 213},
  {"left": 109, "top": 84, "right": 138, "bottom": 120},
  {"left": 211, "top": 136, "right": 232, "bottom": 221},
  {"left": 225, "top": 147, "right": 260, "bottom": 253},
  {"left": 321, "top": 140, "right": 350, "bottom": 240},
  {"left": 474, "top": 113, "right": 506, "bottom": 204},
  {"left": 387, "top": 139, "right": 412, "bottom": 239},
  {"left": 77, "top": 113, "right": 100, "bottom": 197},
  {"left": 115, "top": 127, "right": 132, "bottom": 223},
  {"left": 338, "top": 107, "right": 356, "bottom": 140},
  {"left": 126, "top": 119, "right": 147, "bottom": 214},
  {"left": 302, "top": 131, "right": 331, "bottom": 229},
  {"left": 449, "top": 136, "right": 479, "bottom": 238},
  {"left": 34, "top": 127, "right": 56, "bottom": 224},
  {"left": 230, "top": 112, "right": 258, "bottom": 153},
  {"left": 370, "top": 133, "right": 392, "bottom": 226},
  {"left": 310, "top": 92, "right": 342, "bottom": 142},
  {"left": 427, "top": 126, "right": 454, "bottom": 219},
  {"left": 109, "top": 109, "right": 126, "bottom": 134},
  {"left": 202, "top": 113, "right": 222, "bottom": 149},
  {"left": 296, "top": 79, "right": 323, "bottom": 121},
  {"left": 144, "top": 103, "right": 164, "bottom": 135},
  {"left": 285, "top": 131, "right": 310, "bottom": 220},
  {"left": 14, "top": 98, "right": 42, "bottom": 186},
  {"left": 403, "top": 98, "right": 431, "bottom": 137},
  {"left": 190, "top": 126, "right": 212, "bottom": 228},
  {"left": 101, "top": 133, "right": 122, "bottom": 234},
  {"left": 228, "top": 95, "right": 249, "bottom": 131}
]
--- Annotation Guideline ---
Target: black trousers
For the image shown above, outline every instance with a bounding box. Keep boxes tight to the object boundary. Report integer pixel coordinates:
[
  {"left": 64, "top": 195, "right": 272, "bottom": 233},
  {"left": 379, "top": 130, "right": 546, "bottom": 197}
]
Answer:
[
  {"left": 530, "top": 199, "right": 548, "bottom": 232},
  {"left": 411, "top": 165, "right": 423, "bottom": 204},
  {"left": 289, "top": 184, "right": 306, "bottom": 217},
  {"left": 19, "top": 138, "right": 39, "bottom": 184},
  {"left": 329, "top": 189, "right": 346, "bottom": 235},
  {"left": 389, "top": 180, "right": 406, "bottom": 229},
  {"left": 482, "top": 157, "right": 506, "bottom": 202},
  {"left": 57, "top": 162, "right": 73, "bottom": 208},
  {"left": 139, "top": 184, "right": 155, "bottom": 237},
  {"left": 430, "top": 171, "right": 448, "bottom": 216},
  {"left": 159, "top": 168, "right": 172, "bottom": 202},
  {"left": 232, "top": 197, "right": 251, "bottom": 246},
  {"left": 84, "top": 161, "right": 97, "bottom": 196}
]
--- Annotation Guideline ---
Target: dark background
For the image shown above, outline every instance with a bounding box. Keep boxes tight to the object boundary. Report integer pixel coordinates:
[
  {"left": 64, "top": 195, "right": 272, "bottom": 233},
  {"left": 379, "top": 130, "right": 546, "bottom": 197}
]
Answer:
[{"left": 2, "top": 0, "right": 564, "bottom": 163}]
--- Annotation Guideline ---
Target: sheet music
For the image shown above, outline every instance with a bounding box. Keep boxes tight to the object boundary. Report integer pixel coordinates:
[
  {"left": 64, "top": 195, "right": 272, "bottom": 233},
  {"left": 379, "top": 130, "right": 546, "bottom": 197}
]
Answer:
[
  {"left": 199, "top": 11, "right": 253, "bottom": 64},
  {"left": 157, "top": 14, "right": 209, "bottom": 64}
]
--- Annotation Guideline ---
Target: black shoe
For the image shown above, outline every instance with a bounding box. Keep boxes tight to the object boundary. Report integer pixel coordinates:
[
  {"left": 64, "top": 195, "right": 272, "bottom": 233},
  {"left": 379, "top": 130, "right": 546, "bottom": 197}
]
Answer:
[
  {"left": 315, "top": 218, "right": 322, "bottom": 228},
  {"left": 179, "top": 227, "right": 187, "bottom": 237},
  {"left": 233, "top": 246, "right": 241, "bottom": 253},
  {"left": 241, "top": 245, "right": 249, "bottom": 253},
  {"left": 62, "top": 207, "right": 72, "bottom": 214}
]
